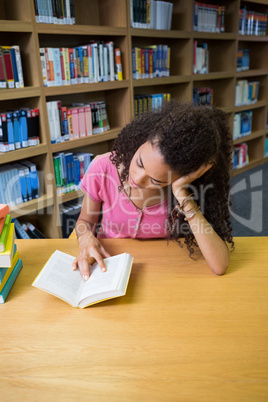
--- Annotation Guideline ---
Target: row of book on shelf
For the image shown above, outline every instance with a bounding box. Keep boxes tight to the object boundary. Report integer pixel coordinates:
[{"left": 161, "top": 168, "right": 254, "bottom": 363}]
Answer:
[
  {"left": 0, "top": 45, "right": 24, "bottom": 90},
  {"left": 40, "top": 43, "right": 123, "bottom": 87},
  {"left": 235, "top": 80, "right": 260, "bottom": 106},
  {"left": 132, "top": 45, "right": 170, "bottom": 79},
  {"left": 237, "top": 49, "right": 250, "bottom": 72},
  {"left": 47, "top": 101, "right": 109, "bottom": 144},
  {"left": 53, "top": 151, "right": 93, "bottom": 195},
  {"left": 233, "top": 144, "right": 249, "bottom": 170},
  {"left": 193, "top": 42, "right": 209, "bottom": 74},
  {"left": 60, "top": 199, "right": 82, "bottom": 238},
  {"left": 130, "top": 0, "right": 173, "bottom": 30},
  {"left": 34, "top": 0, "right": 75, "bottom": 24},
  {"left": 0, "top": 108, "right": 40, "bottom": 153},
  {"left": 193, "top": 87, "right": 213, "bottom": 106},
  {"left": 193, "top": 45, "right": 251, "bottom": 75},
  {"left": 193, "top": 2, "right": 225, "bottom": 33},
  {"left": 0, "top": 204, "right": 23, "bottom": 304},
  {"left": 239, "top": 7, "right": 268, "bottom": 36},
  {"left": 0, "top": 161, "right": 39, "bottom": 207},
  {"left": 134, "top": 93, "right": 170, "bottom": 118},
  {"left": 233, "top": 111, "right": 252, "bottom": 141}
]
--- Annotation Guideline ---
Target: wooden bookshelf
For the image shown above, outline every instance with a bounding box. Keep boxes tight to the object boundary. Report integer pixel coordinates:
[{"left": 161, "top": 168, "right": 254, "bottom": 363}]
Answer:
[{"left": 0, "top": 0, "right": 268, "bottom": 238}]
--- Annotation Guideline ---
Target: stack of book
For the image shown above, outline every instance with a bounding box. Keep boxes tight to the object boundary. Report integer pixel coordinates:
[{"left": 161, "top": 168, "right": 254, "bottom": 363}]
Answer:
[
  {"left": 193, "top": 42, "right": 209, "bottom": 74},
  {"left": 193, "top": 87, "right": 213, "bottom": 105},
  {"left": 46, "top": 101, "right": 110, "bottom": 144},
  {"left": 237, "top": 49, "right": 250, "bottom": 71},
  {"left": 40, "top": 43, "right": 122, "bottom": 87},
  {"left": 130, "top": 0, "right": 173, "bottom": 30},
  {"left": 132, "top": 45, "right": 170, "bottom": 79},
  {"left": 0, "top": 161, "right": 40, "bottom": 207},
  {"left": 0, "top": 45, "right": 24, "bottom": 90},
  {"left": 233, "top": 111, "right": 252, "bottom": 140},
  {"left": 34, "top": 0, "right": 75, "bottom": 24},
  {"left": 235, "top": 80, "right": 260, "bottom": 106},
  {"left": 193, "top": 2, "right": 225, "bottom": 32},
  {"left": 0, "top": 204, "right": 23, "bottom": 304},
  {"left": 0, "top": 108, "right": 40, "bottom": 153},
  {"left": 53, "top": 151, "right": 94, "bottom": 195},
  {"left": 134, "top": 93, "right": 171, "bottom": 118},
  {"left": 239, "top": 7, "right": 268, "bottom": 36}
]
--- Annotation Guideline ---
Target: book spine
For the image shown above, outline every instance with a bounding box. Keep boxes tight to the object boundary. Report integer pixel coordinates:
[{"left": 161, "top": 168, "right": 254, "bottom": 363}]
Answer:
[{"left": 2, "top": 46, "right": 15, "bottom": 89}]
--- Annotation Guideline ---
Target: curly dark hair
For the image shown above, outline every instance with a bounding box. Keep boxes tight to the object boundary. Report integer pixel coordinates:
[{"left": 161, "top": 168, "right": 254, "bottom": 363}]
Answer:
[{"left": 110, "top": 101, "right": 234, "bottom": 255}]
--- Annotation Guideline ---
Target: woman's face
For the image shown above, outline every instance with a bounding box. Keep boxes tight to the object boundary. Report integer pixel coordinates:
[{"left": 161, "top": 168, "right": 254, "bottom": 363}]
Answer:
[{"left": 128, "top": 141, "right": 179, "bottom": 189}]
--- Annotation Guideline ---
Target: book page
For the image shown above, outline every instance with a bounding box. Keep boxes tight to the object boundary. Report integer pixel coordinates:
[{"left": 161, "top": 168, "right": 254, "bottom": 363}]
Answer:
[
  {"left": 79, "top": 254, "right": 127, "bottom": 303},
  {"left": 33, "top": 250, "right": 85, "bottom": 307}
]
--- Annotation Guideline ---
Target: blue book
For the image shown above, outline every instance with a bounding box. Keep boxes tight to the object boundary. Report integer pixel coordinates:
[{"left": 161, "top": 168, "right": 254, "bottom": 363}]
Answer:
[
  {"left": 12, "top": 111, "right": 21, "bottom": 149},
  {"left": 21, "top": 161, "right": 39, "bottom": 199},
  {"left": 0, "top": 258, "right": 23, "bottom": 303},
  {"left": 19, "top": 110, "right": 28, "bottom": 148},
  {"left": 10, "top": 47, "right": 20, "bottom": 89},
  {"left": 6, "top": 112, "right": 15, "bottom": 151}
]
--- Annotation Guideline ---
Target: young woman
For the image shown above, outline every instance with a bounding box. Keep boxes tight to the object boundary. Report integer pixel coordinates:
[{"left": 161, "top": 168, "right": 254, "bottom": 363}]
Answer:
[{"left": 73, "top": 101, "right": 234, "bottom": 279}]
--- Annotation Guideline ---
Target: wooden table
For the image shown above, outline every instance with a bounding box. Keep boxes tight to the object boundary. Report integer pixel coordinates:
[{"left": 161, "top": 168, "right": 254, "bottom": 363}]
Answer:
[{"left": 0, "top": 237, "right": 267, "bottom": 401}]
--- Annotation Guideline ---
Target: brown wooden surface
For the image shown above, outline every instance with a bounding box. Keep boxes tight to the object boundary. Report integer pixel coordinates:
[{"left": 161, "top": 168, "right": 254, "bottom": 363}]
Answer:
[{"left": 0, "top": 237, "right": 267, "bottom": 401}]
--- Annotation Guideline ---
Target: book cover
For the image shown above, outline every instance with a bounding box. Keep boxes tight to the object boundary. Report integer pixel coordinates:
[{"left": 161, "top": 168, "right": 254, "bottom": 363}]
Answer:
[
  {"left": 0, "top": 204, "right": 9, "bottom": 221},
  {"left": 0, "top": 258, "right": 23, "bottom": 304},
  {"left": 32, "top": 250, "right": 133, "bottom": 308},
  {"left": 0, "top": 222, "right": 15, "bottom": 267},
  {"left": 0, "top": 251, "right": 19, "bottom": 293}
]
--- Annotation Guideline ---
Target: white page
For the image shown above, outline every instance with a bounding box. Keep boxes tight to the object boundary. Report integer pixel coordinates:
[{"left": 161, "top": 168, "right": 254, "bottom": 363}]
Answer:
[
  {"left": 79, "top": 254, "right": 127, "bottom": 302},
  {"left": 33, "top": 250, "right": 85, "bottom": 307}
]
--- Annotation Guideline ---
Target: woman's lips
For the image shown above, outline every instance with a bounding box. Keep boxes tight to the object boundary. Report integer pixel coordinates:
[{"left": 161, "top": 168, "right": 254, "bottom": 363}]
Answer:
[{"left": 129, "top": 176, "right": 141, "bottom": 189}]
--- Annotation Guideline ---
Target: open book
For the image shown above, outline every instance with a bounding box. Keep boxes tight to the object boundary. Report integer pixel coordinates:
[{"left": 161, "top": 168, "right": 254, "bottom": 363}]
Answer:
[{"left": 32, "top": 250, "right": 134, "bottom": 308}]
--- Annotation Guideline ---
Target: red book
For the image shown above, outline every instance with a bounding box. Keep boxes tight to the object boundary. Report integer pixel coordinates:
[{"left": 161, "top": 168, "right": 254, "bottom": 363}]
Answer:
[
  {"left": 0, "top": 46, "right": 7, "bottom": 89},
  {"left": 2, "top": 46, "right": 14, "bottom": 88},
  {"left": 0, "top": 204, "right": 9, "bottom": 221}
]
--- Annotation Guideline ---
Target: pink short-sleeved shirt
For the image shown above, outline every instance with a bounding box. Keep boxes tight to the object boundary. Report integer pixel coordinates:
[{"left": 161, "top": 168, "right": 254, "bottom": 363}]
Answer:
[{"left": 80, "top": 153, "right": 170, "bottom": 239}]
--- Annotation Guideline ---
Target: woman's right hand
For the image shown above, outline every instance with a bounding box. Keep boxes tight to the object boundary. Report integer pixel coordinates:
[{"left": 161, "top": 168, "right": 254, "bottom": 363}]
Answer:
[{"left": 72, "top": 233, "right": 111, "bottom": 281}]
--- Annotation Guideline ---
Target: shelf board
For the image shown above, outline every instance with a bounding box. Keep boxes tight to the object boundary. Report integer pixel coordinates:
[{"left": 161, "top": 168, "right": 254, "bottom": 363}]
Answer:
[
  {"left": 193, "top": 71, "right": 235, "bottom": 81},
  {"left": 131, "top": 28, "right": 191, "bottom": 39},
  {"left": 9, "top": 194, "right": 54, "bottom": 219},
  {"left": 238, "top": 35, "right": 268, "bottom": 42},
  {"left": 133, "top": 75, "right": 191, "bottom": 87},
  {"left": 234, "top": 100, "right": 267, "bottom": 112},
  {"left": 219, "top": 106, "right": 234, "bottom": 114},
  {"left": 37, "top": 24, "right": 127, "bottom": 36},
  {"left": 44, "top": 80, "right": 129, "bottom": 96},
  {"left": 0, "top": 20, "right": 34, "bottom": 32},
  {"left": 57, "top": 189, "right": 84, "bottom": 204},
  {"left": 0, "top": 144, "right": 48, "bottom": 165},
  {"left": 233, "top": 129, "right": 266, "bottom": 145},
  {"left": 232, "top": 158, "right": 264, "bottom": 176},
  {"left": 0, "top": 86, "right": 41, "bottom": 101},
  {"left": 193, "top": 32, "right": 236, "bottom": 40},
  {"left": 51, "top": 128, "right": 121, "bottom": 153},
  {"left": 236, "top": 69, "right": 268, "bottom": 78}
]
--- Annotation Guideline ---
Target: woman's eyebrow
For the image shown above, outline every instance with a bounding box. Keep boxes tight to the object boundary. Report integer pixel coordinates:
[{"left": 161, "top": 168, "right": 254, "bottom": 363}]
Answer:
[{"left": 139, "top": 154, "right": 168, "bottom": 184}]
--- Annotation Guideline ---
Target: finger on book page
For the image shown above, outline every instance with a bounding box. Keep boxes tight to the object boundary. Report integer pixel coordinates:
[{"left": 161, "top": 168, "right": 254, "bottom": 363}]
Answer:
[{"left": 75, "top": 257, "right": 91, "bottom": 281}]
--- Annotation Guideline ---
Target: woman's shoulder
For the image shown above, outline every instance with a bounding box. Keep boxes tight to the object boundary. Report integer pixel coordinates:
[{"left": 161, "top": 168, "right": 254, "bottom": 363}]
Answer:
[{"left": 90, "top": 152, "right": 115, "bottom": 173}]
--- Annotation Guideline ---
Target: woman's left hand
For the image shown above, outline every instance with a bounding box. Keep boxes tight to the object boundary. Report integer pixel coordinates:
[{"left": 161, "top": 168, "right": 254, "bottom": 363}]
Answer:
[{"left": 172, "top": 163, "right": 213, "bottom": 199}]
